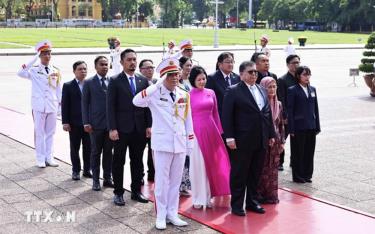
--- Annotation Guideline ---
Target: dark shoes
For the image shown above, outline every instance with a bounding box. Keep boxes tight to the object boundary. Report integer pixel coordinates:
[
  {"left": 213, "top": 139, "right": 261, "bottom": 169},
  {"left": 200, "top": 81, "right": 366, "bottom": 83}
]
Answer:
[
  {"left": 103, "top": 179, "right": 114, "bottom": 188},
  {"left": 278, "top": 165, "right": 284, "bottom": 171},
  {"left": 82, "top": 171, "right": 93, "bottom": 178},
  {"left": 246, "top": 200, "right": 266, "bottom": 214},
  {"left": 141, "top": 179, "right": 145, "bottom": 186},
  {"left": 293, "top": 177, "right": 306, "bottom": 183},
  {"left": 305, "top": 178, "right": 312, "bottom": 183},
  {"left": 72, "top": 172, "right": 80, "bottom": 180},
  {"left": 147, "top": 176, "right": 154, "bottom": 182},
  {"left": 92, "top": 181, "right": 101, "bottom": 191},
  {"left": 131, "top": 192, "right": 149, "bottom": 203},
  {"left": 231, "top": 208, "right": 246, "bottom": 216},
  {"left": 113, "top": 194, "right": 125, "bottom": 206}
]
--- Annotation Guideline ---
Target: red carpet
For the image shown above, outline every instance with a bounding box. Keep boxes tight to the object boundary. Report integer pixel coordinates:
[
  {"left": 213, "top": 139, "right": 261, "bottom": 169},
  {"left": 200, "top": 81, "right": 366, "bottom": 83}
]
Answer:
[{"left": 1, "top": 106, "right": 374, "bottom": 234}]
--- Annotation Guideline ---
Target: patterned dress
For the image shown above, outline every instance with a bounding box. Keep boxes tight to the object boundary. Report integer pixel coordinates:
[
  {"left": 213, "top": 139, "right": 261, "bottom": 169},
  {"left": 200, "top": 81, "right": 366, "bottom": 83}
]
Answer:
[{"left": 257, "top": 101, "right": 285, "bottom": 204}]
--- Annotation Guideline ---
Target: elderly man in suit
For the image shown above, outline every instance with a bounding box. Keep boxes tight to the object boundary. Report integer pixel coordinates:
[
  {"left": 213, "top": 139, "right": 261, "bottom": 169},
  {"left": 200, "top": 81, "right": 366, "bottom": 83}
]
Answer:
[
  {"left": 17, "top": 40, "right": 61, "bottom": 168},
  {"left": 82, "top": 56, "right": 114, "bottom": 191},
  {"left": 107, "top": 49, "right": 151, "bottom": 206},
  {"left": 133, "top": 58, "right": 193, "bottom": 230},
  {"left": 222, "top": 61, "right": 275, "bottom": 216},
  {"left": 206, "top": 52, "right": 240, "bottom": 119},
  {"left": 62, "top": 61, "right": 91, "bottom": 180}
]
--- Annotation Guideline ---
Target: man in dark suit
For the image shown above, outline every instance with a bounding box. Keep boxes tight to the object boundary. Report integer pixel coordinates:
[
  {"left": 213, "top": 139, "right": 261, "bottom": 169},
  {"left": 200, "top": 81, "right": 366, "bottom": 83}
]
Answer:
[
  {"left": 107, "top": 49, "right": 151, "bottom": 206},
  {"left": 206, "top": 52, "right": 240, "bottom": 119},
  {"left": 277, "top": 54, "right": 301, "bottom": 170},
  {"left": 82, "top": 56, "right": 113, "bottom": 191},
  {"left": 254, "top": 53, "right": 278, "bottom": 84},
  {"left": 222, "top": 61, "right": 275, "bottom": 216},
  {"left": 62, "top": 61, "right": 91, "bottom": 180},
  {"left": 139, "top": 59, "right": 156, "bottom": 182}
]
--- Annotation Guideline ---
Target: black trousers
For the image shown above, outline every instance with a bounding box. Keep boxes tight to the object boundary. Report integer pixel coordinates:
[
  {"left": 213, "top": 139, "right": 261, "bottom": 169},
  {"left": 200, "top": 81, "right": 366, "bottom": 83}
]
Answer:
[
  {"left": 146, "top": 138, "right": 155, "bottom": 180},
  {"left": 90, "top": 130, "right": 113, "bottom": 182},
  {"left": 112, "top": 131, "right": 147, "bottom": 195},
  {"left": 69, "top": 125, "right": 91, "bottom": 173},
  {"left": 290, "top": 130, "right": 316, "bottom": 180},
  {"left": 230, "top": 147, "right": 266, "bottom": 210}
]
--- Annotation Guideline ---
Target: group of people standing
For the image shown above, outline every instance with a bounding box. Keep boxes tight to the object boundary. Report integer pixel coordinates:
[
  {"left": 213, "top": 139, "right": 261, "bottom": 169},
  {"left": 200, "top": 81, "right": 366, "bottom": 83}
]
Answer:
[{"left": 17, "top": 38, "right": 320, "bottom": 230}]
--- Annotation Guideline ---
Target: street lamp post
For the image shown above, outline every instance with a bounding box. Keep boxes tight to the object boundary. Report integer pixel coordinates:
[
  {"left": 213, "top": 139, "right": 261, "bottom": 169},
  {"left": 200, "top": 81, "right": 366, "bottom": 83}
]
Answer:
[
  {"left": 210, "top": 0, "right": 224, "bottom": 48},
  {"left": 248, "top": 0, "right": 252, "bottom": 21},
  {"left": 236, "top": 0, "right": 239, "bottom": 28},
  {"left": 51, "top": 0, "right": 54, "bottom": 22}
]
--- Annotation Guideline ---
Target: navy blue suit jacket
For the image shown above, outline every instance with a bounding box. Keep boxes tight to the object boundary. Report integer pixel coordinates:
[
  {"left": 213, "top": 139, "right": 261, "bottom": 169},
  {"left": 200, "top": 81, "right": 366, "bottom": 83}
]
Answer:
[
  {"left": 287, "top": 84, "right": 320, "bottom": 134},
  {"left": 206, "top": 70, "right": 240, "bottom": 119},
  {"left": 62, "top": 79, "right": 83, "bottom": 126}
]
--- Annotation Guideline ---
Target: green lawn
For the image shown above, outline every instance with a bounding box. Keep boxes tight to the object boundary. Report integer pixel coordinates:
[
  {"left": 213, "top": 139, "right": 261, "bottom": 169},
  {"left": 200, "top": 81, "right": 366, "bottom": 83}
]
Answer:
[{"left": 0, "top": 28, "right": 370, "bottom": 48}]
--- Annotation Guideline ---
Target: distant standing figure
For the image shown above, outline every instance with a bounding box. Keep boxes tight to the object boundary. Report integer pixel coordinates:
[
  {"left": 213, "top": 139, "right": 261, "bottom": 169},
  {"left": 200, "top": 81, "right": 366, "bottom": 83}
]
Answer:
[
  {"left": 256, "top": 35, "right": 271, "bottom": 57},
  {"left": 284, "top": 37, "right": 296, "bottom": 57}
]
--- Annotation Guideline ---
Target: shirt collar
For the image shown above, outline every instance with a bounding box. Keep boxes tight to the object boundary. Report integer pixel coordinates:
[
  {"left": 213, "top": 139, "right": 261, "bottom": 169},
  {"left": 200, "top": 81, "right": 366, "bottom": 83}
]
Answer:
[
  {"left": 220, "top": 70, "right": 231, "bottom": 78},
  {"left": 124, "top": 72, "right": 135, "bottom": 79}
]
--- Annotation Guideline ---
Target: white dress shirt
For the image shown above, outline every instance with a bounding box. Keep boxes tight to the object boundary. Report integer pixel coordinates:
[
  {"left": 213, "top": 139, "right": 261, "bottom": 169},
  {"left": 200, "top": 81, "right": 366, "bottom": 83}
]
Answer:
[
  {"left": 246, "top": 83, "right": 265, "bottom": 110},
  {"left": 299, "top": 84, "right": 309, "bottom": 97},
  {"left": 125, "top": 72, "right": 137, "bottom": 91}
]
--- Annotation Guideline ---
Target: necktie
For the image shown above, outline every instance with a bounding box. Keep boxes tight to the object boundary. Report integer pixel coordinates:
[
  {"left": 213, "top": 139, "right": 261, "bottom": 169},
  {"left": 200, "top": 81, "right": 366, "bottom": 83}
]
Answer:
[
  {"left": 129, "top": 77, "right": 136, "bottom": 95},
  {"left": 170, "top": 92, "right": 175, "bottom": 102},
  {"left": 225, "top": 76, "right": 230, "bottom": 87},
  {"left": 45, "top": 66, "right": 49, "bottom": 74},
  {"left": 101, "top": 77, "right": 107, "bottom": 91}
]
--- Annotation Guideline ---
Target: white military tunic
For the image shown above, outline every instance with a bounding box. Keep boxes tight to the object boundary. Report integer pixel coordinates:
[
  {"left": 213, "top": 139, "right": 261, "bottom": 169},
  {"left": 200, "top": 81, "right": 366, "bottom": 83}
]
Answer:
[
  {"left": 17, "top": 61, "right": 62, "bottom": 164},
  {"left": 133, "top": 82, "right": 194, "bottom": 221},
  {"left": 109, "top": 48, "right": 122, "bottom": 76}
]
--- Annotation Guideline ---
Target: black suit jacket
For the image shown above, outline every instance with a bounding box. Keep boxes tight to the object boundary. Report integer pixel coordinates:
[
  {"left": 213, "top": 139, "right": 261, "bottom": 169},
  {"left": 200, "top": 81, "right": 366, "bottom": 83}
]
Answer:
[
  {"left": 256, "top": 71, "right": 278, "bottom": 84},
  {"left": 62, "top": 79, "right": 84, "bottom": 126},
  {"left": 287, "top": 84, "right": 320, "bottom": 134},
  {"left": 206, "top": 70, "right": 240, "bottom": 118},
  {"left": 277, "top": 72, "right": 297, "bottom": 119},
  {"left": 222, "top": 81, "right": 276, "bottom": 150},
  {"left": 81, "top": 75, "right": 108, "bottom": 130},
  {"left": 107, "top": 72, "right": 151, "bottom": 134}
]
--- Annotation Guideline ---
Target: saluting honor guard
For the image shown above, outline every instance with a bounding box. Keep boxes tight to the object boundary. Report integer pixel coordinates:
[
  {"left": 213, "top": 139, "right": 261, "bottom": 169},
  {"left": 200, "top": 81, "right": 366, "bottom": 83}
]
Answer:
[
  {"left": 17, "top": 40, "right": 61, "bottom": 168},
  {"left": 133, "top": 58, "right": 194, "bottom": 230}
]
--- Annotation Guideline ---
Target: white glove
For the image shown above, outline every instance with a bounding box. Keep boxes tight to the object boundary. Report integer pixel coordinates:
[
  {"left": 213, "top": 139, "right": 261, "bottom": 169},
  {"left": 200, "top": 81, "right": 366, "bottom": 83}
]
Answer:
[{"left": 24, "top": 52, "right": 40, "bottom": 70}]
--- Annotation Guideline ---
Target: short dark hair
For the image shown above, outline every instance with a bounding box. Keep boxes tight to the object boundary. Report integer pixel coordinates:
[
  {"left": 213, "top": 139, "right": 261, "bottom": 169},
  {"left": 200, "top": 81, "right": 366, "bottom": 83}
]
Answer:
[
  {"left": 120, "top": 48, "right": 136, "bottom": 60},
  {"left": 94, "top": 56, "right": 108, "bottom": 66},
  {"left": 189, "top": 66, "right": 207, "bottom": 88},
  {"left": 139, "top": 59, "right": 153, "bottom": 69},
  {"left": 179, "top": 56, "right": 192, "bottom": 68},
  {"left": 286, "top": 54, "right": 300, "bottom": 64},
  {"left": 73, "top": 61, "right": 86, "bottom": 71},
  {"left": 251, "top": 52, "right": 264, "bottom": 63},
  {"left": 216, "top": 52, "right": 234, "bottom": 70},
  {"left": 295, "top": 65, "right": 311, "bottom": 82},
  {"left": 255, "top": 53, "right": 267, "bottom": 63},
  {"left": 239, "top": 61, "right": 255, "bottom": 73}
]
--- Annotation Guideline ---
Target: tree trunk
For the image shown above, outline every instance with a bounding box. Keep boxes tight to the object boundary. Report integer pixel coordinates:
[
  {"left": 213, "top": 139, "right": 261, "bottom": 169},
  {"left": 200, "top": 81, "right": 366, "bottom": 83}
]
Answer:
[{"left": 5, "top": 0, "right": 13, "bottom": 20}]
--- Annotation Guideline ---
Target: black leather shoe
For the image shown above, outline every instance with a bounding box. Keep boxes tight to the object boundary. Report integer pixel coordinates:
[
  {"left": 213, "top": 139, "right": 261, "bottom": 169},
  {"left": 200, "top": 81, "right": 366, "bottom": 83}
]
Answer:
[
  {"left": 147, "top": 175, "right": 154, "bottom": 182},
  {"left": 82, "top": 171, "right": 92, "bottom": 178},
  {"left": 72, "top": 172, "right": 80, "bottom": 180},
  {"left": 305, "top": 178, "right": 312, "bottom": 183},
  {"left": 113, "top": 194, "right": 125, "bottom": 206},
  {"left": 246, "top": 204, "right": 265, "bottom": 214},
  {"left": 131, "top": 192, "right": 149, "bottom": 203},
  {"left": 92, "top": 181, "right": 101, "bottom": 191},
  {"left": 141, "top": 179, "right": 145, "bottom": 185},
  {"left": 231, "top": 209, "right": 246, "bottom": 216},
  {"left": 103, "top": 179, "right": 114, "bottom": 188},
  {"left": 278, "top": 165, "right": 284, "bottom": 171},
  {"left": 293, "top": 177, "right": 306, "bottom": 183}
]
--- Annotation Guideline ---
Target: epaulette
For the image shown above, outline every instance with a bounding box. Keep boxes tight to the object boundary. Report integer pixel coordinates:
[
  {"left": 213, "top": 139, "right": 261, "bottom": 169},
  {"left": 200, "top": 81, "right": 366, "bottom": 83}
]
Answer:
[{"left": 177, "top": 86, "right": 188, "bottom": 92}]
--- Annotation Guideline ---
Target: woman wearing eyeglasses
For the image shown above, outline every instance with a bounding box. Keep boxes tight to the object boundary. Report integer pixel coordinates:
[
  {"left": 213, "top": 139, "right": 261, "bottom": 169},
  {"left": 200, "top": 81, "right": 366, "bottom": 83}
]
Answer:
[{"left": 287, "top": 66, "right": 320, "bottom": 183}]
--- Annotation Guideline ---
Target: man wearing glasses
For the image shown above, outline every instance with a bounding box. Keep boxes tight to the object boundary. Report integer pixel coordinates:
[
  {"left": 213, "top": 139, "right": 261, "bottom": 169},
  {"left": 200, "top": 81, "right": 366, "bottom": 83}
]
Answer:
[
  {"left": 222, "top": 61, "right": 275, "bottom": 216},
  {"left": 139, "top": 59, "right": 156, "bottom": 182},
  {"left": 277, "top": 54, "right": 301, "bottom": 171}
]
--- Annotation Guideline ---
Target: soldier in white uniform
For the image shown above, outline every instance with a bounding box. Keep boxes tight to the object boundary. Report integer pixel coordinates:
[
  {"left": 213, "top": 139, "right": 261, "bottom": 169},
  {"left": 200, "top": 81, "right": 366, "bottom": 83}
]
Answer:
[
  {"left": 17, "top": 40, "right": 61, "bottom": 168},
  {"left": 108, "top": 37, "right": 122, "bottom": 76},
  {"left": 133, "top": 58, "right": 194, "bottom": 230}
]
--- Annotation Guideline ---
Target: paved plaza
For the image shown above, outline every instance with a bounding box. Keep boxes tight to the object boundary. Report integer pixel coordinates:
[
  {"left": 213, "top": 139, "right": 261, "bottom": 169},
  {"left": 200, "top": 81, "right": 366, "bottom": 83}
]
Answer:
[{"left": 0, "top": 47, "right": 374, "bottom": 233}]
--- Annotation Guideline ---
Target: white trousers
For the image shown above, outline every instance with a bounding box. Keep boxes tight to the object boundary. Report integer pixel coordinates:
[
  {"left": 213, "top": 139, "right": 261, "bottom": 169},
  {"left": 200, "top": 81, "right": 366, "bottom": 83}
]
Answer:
[
  {"left": 32, "top": 110, "right": 57, "bottom": 164},
  {"left": 154, "top": 151, "right": 185, "bottom": 220}
]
